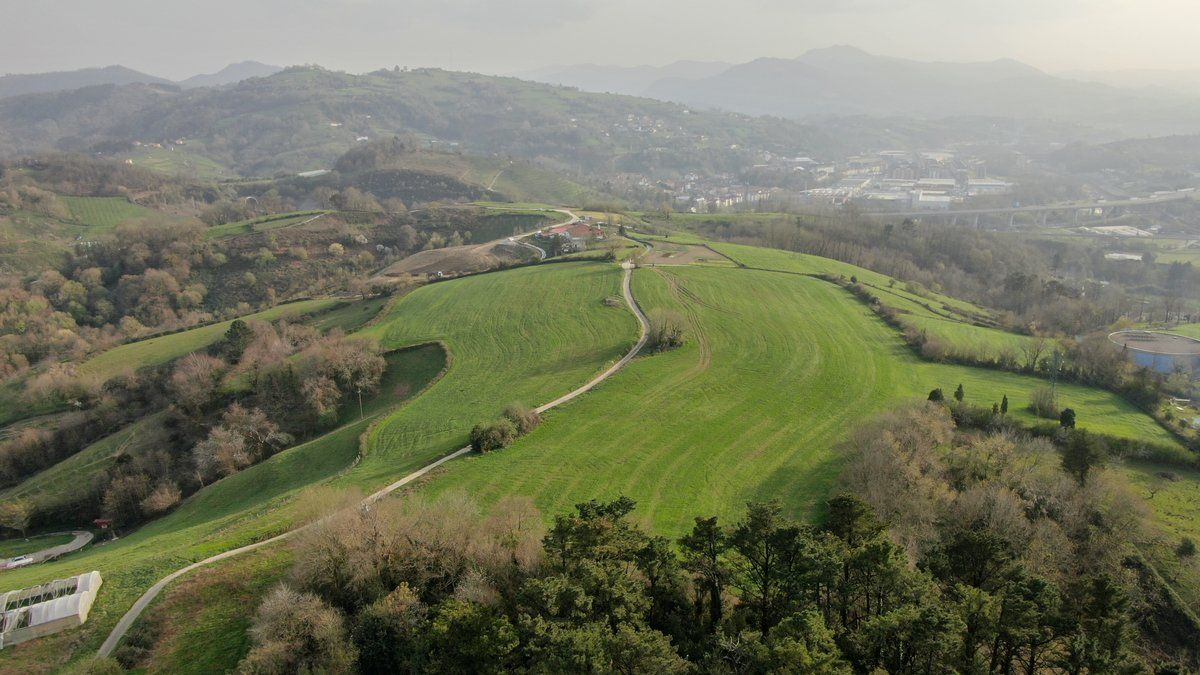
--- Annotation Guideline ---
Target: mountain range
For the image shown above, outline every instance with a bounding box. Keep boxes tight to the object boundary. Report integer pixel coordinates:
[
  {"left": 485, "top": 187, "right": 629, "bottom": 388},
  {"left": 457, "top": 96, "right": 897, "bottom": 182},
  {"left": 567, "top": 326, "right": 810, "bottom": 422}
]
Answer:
[
  {"left": 524, "top": 46, "right": 1200, "bottom": 135},
  {"left": 0, "top": 61, "right": 282, "bottom": 99}
]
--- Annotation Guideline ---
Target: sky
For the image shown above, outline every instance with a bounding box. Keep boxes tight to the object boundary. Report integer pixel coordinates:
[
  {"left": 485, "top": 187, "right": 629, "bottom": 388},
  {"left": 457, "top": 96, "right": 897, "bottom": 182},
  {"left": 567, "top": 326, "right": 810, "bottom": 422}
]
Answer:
[{"left": 5, "top": 0, "right": 1200, "bottom": 79}]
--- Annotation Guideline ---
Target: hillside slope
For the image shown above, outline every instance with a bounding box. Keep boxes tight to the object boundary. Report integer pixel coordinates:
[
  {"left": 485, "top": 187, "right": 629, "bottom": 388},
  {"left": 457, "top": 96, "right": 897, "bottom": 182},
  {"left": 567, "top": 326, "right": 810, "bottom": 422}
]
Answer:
[
  {"left": 420, "top": 264, "right": 1183, "bottom": 536},
  {"left": 0, "top": 66, "right": 837, "bottom": 177}
]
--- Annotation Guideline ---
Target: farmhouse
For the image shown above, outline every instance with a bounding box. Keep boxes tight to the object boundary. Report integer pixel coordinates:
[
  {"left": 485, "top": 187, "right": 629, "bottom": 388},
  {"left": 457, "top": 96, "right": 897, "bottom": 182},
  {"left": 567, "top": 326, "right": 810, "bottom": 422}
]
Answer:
[
  {"left": 541, "top": 223, "right": 604, "bottom": 252},
  {"left": 0, "top": 571, "right": 103, "bottom": 648}
]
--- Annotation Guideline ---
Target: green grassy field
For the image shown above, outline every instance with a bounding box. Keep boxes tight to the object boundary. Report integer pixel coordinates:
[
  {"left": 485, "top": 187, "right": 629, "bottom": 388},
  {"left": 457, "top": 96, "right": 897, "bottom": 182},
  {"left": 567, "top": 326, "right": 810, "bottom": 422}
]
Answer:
[
  {"left": 416, "top": 265, "right": 1183, "bottom": 537},
  {"left": 131, "top": 546, "right": 292, "bottom": 673},
  {"left": 1157, "top": 249, "right": 1200, "bottom": 265},
  {"left": 0, "top": 263, "right": 636, "bottom": 671},
  {"left": 122, "top": 145, "right": 235, "bottom": 181},
  {"left": 710, "top": 242, "right": 1042, "bottom": 358},
  {"left": 1169, "top": 323, "right": 1200, "bottom": 340},
  {"left": 303, "top": 296, "right": 392, "bottom": 333},
  {"left": 0, "top": 254, "right": 1188, "bottom": 669},
  {"left": 60, "top": 196, "right": 160, "bottom": 237},
  {"left": 1124, "top": 463, "right": 1200, "bottom": 612},
  {"left": 203, "top": 210, "right": 327, "bottom": 240},
  {"left": 0, "top": 533, "right": 75, "bottom": 559},
  {"left": 348, "top": 263, "right": 636, "bottom": 489},
  {"left": 77, "top": 298, "right": 344, "bottom": 381},
  {"left": 0, "top": 414, "right": 166, "bottom": 516}
]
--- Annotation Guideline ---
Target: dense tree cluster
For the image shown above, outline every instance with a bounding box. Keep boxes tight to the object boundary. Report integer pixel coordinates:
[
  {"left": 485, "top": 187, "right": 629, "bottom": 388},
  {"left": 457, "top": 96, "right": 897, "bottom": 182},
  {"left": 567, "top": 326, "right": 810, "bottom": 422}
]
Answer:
[
  {"left": 238, "top": 487, "right": 1181, "bottom": 673},
  {"left": 469, "top": 403, "right": 541, "bottom": 453},
  {"left": 229, "top": 401, "right": 1197, "bottom": 673}
]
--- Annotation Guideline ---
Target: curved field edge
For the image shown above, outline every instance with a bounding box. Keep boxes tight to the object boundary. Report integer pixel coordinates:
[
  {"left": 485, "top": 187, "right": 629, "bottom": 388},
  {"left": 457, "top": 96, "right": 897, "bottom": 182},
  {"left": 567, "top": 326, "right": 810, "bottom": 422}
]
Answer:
[
  {"left": 415, "top": 265, "right": 1184, "bottom": 539},
  {"left": 345, "top": 262, "right": 637, "bottom": 490},
  {"left": 0, "top": 344, "right": 447, "bottom": 671},
  {"left": 77, "top": 297, "right": 345, "bottom": 380},
  {"left": 0, "top": 261, "right": 636, "bottom": 671}
]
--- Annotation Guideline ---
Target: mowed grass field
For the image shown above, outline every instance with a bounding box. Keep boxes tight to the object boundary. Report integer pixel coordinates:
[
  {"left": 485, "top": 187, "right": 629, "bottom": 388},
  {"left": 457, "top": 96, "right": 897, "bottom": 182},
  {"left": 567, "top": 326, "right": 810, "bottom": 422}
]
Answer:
[
  {"left": 203, "top": 210, "right": 327, "bottom": 240},
  {"left": 0, "top": 263, "right": 637, "bottom": 671},
  {"left": 60, "top": 196, "right": 160, "bottom": 237},
  {"left": 77, "top": 298, "right": 344, "bottom": 381},
  {"left": 0, "top": 533, "right": 76, "bottom": 559},
  {"left": 417, "top": 265, "right": 1183, "bottom": 537},
  {"left": 711, "top": 242, "right": 1042, "bottom": 358},
  {"left": 348, "top": 263, "right": 637, "bottom": 489}
]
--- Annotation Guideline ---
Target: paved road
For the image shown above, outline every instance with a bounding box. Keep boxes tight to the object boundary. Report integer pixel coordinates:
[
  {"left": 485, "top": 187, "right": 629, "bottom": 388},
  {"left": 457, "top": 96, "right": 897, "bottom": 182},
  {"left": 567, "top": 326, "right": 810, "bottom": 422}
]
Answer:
[
  {"left": 99, "top": 259, "right": 647, "bottom": 657},
  {"left": 510, "top": 208, "right": 579, "bottom": 261},
  {"left": 1, "top": 531, "right": 93, "bottom": 569}
]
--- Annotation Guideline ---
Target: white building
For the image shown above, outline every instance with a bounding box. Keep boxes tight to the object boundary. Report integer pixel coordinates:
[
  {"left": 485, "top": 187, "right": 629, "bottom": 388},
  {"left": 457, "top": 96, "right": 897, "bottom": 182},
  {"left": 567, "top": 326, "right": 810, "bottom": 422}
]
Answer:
[
  {"left": 910, "top": 191, "right": 955, "bottom": 210},
  {"left": 967, "top": 178, "right": 1013, "bottom": 196}
]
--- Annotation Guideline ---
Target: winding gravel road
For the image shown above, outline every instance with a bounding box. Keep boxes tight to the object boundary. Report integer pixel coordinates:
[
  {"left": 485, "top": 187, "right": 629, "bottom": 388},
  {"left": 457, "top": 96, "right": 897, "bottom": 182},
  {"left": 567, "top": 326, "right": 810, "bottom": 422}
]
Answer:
[{"left": 98, "top": 259, "right": 647, "bottom": 657}]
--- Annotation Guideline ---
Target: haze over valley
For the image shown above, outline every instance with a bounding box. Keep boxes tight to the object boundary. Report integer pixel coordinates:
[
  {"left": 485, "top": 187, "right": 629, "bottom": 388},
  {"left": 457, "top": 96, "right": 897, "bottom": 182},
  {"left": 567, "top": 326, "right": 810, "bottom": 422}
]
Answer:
[{"left": 1, "top": 3, "right": 1200, "bottom": 672}]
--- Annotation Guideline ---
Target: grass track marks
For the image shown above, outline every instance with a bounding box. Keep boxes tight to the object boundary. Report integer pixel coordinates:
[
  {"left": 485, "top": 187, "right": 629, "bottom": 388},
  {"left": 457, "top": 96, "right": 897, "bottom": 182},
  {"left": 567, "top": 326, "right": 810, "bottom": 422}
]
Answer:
[{"left": 419, "top": 266, "right": 1183, "bottom": 538}]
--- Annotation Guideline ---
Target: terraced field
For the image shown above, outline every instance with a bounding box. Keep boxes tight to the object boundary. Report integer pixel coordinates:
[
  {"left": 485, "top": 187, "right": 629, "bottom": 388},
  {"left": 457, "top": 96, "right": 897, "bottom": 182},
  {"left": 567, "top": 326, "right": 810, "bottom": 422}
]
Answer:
[
  {"left": 0, "top": 262, "right": 635, "bottom": 671},
  {"left": 77, "top": 298, "right": 344, "bottom": 381},
  {"left": 202, "top": 210, "right": 327, "bottom": 240},
  {"left": 0, "top": 414, "right": 168, "bottom": 516},
  {"left": 419, "top": 265, "right": 1183, "bottom": 536}
]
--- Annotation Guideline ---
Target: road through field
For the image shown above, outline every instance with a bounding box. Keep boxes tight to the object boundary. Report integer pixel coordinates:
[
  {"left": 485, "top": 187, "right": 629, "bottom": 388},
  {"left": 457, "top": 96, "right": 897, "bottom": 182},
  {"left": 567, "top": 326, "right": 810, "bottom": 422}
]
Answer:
[{"left": 97, "top": 260, "right": 646, "bottom": 658}]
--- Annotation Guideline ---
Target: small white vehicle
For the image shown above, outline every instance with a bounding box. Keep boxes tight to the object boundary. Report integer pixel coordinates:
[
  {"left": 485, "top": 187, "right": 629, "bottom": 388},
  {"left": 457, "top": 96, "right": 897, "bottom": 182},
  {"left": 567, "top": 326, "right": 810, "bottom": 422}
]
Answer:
[{"left": 6, "top": 555, "right": 33, "bottom": 569}]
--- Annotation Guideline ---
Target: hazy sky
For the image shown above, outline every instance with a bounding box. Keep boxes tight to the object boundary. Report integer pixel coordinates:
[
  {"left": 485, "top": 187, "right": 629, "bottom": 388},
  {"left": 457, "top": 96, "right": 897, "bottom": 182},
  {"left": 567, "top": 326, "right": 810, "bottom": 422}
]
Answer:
[{"left": 5, "top": 0, "right": 1200, "bottom": 79}]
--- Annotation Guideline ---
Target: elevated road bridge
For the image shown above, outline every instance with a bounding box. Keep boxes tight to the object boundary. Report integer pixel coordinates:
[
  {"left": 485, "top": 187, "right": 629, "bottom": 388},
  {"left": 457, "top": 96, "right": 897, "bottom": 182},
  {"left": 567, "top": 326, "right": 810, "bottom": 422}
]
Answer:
[{"left": 861, "top": 192, "right": 1193, "bottom": 227}]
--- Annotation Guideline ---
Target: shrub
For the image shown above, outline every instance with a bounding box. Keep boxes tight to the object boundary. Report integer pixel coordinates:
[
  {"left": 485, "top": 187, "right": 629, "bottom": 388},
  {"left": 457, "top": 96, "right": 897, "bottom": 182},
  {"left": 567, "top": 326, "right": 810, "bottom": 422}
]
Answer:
[
  {"left": 1059, "top": 408, "right": 1076, "bottom": 429},
  {"left": 502, "top": 403, "right": 542, "bottom": 435},
  {"left": 470, "top": 419, "right": 517, "bottom": 453},
  {"left": 1028, "top": 386, "right": 1058, "bottom": 419},
  {"left": 928, "top": 388, "right": 945, "bottom": 403},
  {"left": 238, "top": 585, "right": 357, "bottom": 674},
  {"left": 646, "top": 309, "right": 685, "bottom": 351},
  {"left": 140, "top": 481, "right": 182, "bottom": 515},
  {"left": 1179, "top": 538, "right": 1197, "bottom": 558}
]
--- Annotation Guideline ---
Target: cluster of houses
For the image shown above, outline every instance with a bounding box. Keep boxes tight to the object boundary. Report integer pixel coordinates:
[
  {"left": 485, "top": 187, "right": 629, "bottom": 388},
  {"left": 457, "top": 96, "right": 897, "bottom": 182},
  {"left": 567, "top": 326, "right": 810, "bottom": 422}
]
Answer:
[
  {"left": 800, "top": 150, "right": 1014, "bottom": 210},
  {"left": 536, "top": 220, "right": 605, "bottom": 253}
]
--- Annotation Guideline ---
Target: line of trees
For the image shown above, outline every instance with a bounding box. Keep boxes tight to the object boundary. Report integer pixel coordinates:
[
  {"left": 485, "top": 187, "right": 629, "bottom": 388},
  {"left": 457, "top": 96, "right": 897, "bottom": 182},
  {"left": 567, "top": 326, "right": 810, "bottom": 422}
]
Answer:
[{"left": 226, "top": 401, "right": 1200, "bottom": 673}]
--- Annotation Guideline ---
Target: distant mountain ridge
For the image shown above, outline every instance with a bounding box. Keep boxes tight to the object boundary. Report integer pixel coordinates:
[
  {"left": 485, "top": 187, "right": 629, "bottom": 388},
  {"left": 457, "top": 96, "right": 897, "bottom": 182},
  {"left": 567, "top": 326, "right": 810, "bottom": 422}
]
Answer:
[
  {"left": 522, "top": 60, "right": 732, "bottom": 96},
  {"left": 524, "top": 46, "right": 1200, "bottom": 134},
  {"left": 178, "top": 61, "right": 283, "bottom": 89},
  {"left": 0, "top": 65, "right": 172, "bottom": 99},
  {"left": 0, "top": 61, "right": 282, "bottom": 99}
]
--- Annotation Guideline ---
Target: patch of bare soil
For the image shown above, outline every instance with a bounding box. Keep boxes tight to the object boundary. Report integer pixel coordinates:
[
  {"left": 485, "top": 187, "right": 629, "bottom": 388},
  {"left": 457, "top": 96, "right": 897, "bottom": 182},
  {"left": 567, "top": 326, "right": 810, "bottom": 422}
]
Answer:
[
  {"left": 641, "top": 243, "right": 730, "bottom": 266},
  {"left": 375, "top": 240, "right": 538, "bottom": 281}
]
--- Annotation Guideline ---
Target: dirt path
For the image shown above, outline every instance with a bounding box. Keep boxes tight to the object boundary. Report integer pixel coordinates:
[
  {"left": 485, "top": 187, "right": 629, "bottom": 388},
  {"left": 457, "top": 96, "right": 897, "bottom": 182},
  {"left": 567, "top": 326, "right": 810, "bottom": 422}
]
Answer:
[
  {"left": 373, "top": 209, "right": 575, "bottom": 280},
  {"left": 98, "top": 258, "right": 646, "bottom": 658}
]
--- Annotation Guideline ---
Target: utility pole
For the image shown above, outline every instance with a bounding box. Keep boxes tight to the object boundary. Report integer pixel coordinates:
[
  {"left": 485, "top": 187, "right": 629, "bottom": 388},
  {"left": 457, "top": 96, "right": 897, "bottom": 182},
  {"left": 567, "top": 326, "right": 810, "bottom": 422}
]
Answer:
[{"left": 1049, "top": 350, "right": 1064, "bottom": 397}]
